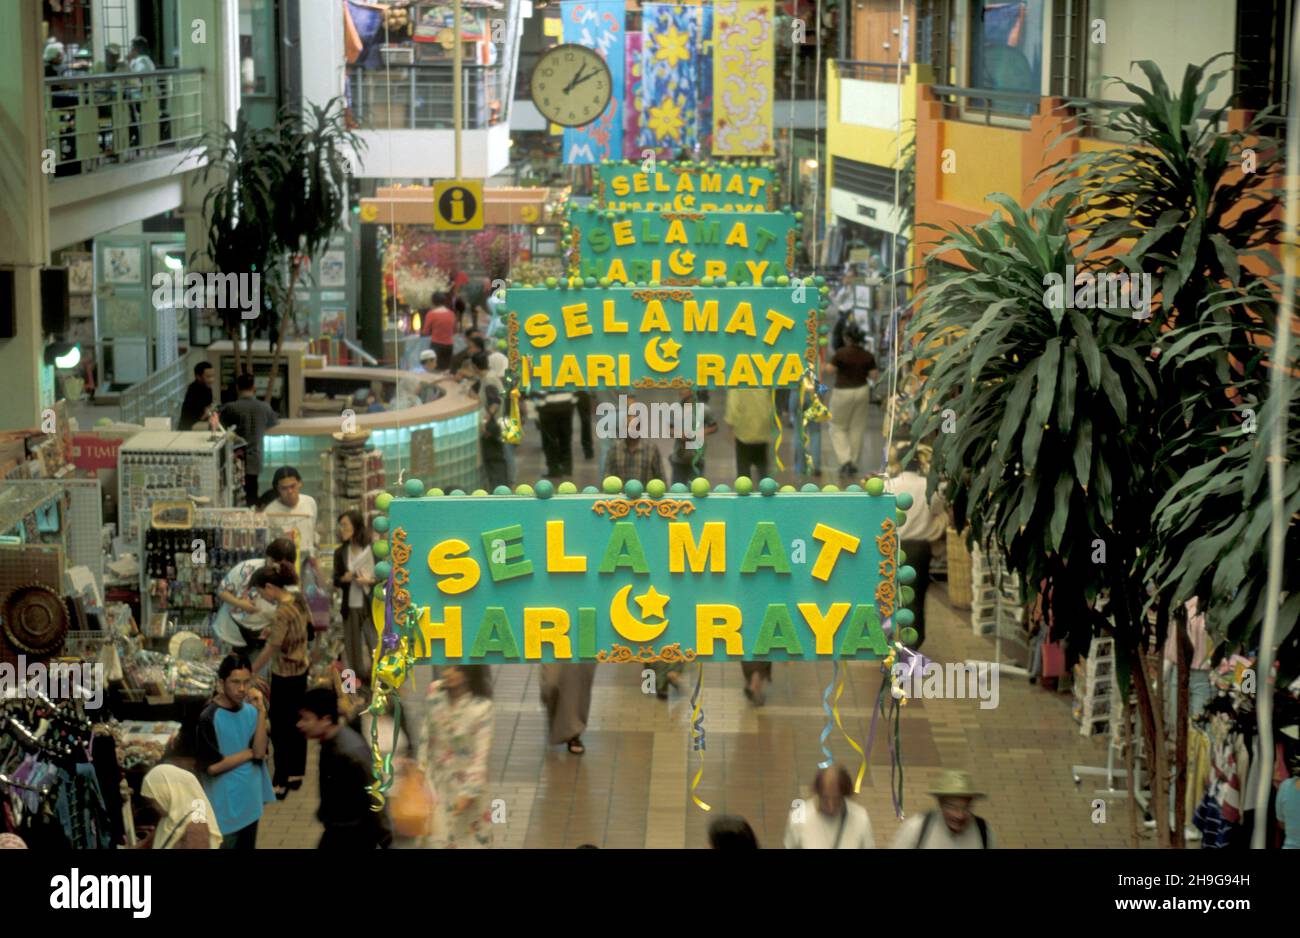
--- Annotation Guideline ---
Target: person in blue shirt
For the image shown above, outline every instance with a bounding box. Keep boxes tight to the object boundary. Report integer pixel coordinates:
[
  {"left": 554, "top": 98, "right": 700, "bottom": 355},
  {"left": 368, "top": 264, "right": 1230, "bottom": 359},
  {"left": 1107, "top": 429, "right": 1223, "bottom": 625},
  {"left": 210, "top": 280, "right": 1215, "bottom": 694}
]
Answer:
[
  {"left": 195, "top": 654, "right": 275, "bottom": 849},
  {"left": 1278, "top": 753, "right": 1300, "bottom": 849}
]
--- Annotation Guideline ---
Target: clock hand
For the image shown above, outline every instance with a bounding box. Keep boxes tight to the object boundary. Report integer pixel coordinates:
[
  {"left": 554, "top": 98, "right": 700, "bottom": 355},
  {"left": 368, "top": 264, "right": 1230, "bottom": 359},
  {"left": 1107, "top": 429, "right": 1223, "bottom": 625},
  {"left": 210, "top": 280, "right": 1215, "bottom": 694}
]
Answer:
[
  {"left": 562, "top": 65, "right": 590, "bottom": 95},
  {"left": 567, "top": 69, "right": 600, "bottom": 92}
]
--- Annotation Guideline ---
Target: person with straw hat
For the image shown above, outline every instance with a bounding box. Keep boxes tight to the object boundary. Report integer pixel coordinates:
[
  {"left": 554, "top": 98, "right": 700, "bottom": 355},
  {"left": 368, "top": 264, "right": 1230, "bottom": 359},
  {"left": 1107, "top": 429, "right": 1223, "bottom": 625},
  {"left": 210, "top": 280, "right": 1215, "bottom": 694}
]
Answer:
[{"left": 891, "top": 770, "right": 992, "bottom": 849}]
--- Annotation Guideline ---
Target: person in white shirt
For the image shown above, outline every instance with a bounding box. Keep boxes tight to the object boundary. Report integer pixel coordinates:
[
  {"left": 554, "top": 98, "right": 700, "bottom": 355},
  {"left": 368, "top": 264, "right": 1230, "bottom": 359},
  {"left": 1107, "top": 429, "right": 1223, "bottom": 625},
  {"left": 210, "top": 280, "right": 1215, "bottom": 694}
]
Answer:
[
  {"left": 784, "top": 765, "right": 875, "bottom": 849},
  {"left": 213, "top": 538, "right": 299, "bottom": 656},
  {"left": 332, "top": 510, "right": 376, "bottom": 684},
  {"left": 891, "top": 770, "right": 992, "bottom": 849},
  {"left": 265, "top": 466, "right": 319, "bottom": 557},
  {"left": 888, "top": 442, "right": 948, "bottom": 649}
]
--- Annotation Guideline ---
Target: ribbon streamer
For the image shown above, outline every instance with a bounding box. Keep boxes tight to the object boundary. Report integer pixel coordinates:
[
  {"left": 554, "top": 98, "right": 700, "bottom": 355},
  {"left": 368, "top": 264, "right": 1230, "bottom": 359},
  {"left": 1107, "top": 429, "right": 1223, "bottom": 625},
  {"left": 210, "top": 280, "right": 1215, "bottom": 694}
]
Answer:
[
  {"left": 770, "top": 387, "right": 785, "bottom": 472},
  {"left": 817, "top": 663, "right": 835, "bottom": 769},
  {"left": 832, "top": 664, "right": 868, "bottom": 793},
  {"left": 689, "top": 661, "right": 710, "bottom": 811}
]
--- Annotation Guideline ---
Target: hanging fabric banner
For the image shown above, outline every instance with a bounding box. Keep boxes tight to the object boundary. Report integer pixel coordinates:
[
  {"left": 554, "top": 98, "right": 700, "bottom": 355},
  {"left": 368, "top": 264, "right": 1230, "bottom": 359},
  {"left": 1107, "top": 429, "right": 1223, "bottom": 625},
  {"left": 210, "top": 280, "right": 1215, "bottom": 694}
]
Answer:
[
  {"left": 696, "top": 2, "right": 715, "bottom": 154},
  {"left": 639, "top": 3, "right": 703, "bottom": 155},
  {"left": 624, "top": 31, "right": 644, "bottom": 159},
  {"left": 561, "top": 1, "right": 626, "bottom": 165},
  {"left": 713, "top": 0, "right": 776, "bottom": 156}
]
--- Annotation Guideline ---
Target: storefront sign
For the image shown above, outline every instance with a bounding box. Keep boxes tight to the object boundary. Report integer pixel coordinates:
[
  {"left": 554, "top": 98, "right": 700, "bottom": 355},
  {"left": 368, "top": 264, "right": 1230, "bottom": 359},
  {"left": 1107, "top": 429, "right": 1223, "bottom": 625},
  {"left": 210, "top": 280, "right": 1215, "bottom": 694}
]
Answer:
[
  {"left": 566, "top": 208, "right": 796, "bottom": 284},
  {"left": 506, "top": 285, "right": 816, "bottom": 389},
  {"left": 594, "top": 161, "right": 777, "bottom": 211},
  {"left": 387, "top": 489, "right": 900, "bottom": 664},
  {"left": 70, "top": 435, "right": 123, "bottom": 475}
]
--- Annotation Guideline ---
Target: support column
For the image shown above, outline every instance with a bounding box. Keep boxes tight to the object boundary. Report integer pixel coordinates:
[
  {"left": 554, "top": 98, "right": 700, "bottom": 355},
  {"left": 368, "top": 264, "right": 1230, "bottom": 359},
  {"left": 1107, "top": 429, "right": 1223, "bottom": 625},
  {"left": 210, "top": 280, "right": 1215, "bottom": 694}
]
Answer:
[{"left": 0, "top": 1, "right": 53, "bottom": 431}]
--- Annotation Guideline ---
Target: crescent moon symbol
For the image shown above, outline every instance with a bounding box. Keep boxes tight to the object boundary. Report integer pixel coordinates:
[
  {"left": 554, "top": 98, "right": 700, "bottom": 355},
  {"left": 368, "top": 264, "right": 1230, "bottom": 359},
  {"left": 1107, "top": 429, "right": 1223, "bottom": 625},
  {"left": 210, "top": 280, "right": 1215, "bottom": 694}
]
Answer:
[
  {"left": 644, "top": 336, "right": 678, "bottom": 373},
  {"left": 668, "top": 248, "right": 692, "bottom": 276},
  {"left": 610, "top": 585, "right": 669, "bottom": 643}
]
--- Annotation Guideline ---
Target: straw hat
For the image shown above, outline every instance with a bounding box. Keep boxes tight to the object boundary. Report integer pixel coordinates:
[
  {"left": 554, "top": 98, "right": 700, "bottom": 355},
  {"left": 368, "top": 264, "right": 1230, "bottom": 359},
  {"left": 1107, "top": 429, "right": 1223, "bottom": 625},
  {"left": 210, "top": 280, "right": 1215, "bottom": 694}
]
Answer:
[{"left": 929, "top": 770, "right": 985, "bottom": 799}]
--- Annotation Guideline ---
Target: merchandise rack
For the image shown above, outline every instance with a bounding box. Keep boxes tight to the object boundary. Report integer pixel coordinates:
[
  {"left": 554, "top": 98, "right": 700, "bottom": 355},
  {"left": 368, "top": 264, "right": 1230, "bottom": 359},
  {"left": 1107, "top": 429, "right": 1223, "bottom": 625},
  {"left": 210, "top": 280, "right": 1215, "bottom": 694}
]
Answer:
[{"left": 117, "top": 431, "right": 235, "bottom": 542}]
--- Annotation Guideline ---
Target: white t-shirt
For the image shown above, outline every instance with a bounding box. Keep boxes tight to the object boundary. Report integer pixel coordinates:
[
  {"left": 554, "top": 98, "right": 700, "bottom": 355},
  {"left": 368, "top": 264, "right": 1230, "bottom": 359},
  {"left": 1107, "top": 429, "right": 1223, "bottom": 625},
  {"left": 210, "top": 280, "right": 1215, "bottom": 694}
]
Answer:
[
  {"left": 893, "top": 471, "right": 948, "bottom": 543},
  {"left": 344, "top": 543, "right": 374, "bottom": 609},
  {"left": 267, "top": 493, "right": 318, "bottom": 556},
  {"left": 890, "top": 812, "right": 992, "bottom": 849},
  {"left": 213, "top": 558, "right": 276, "bottom": 645},
  {"left": 784, "top": 801, "right": 875, "bottom": 849}
]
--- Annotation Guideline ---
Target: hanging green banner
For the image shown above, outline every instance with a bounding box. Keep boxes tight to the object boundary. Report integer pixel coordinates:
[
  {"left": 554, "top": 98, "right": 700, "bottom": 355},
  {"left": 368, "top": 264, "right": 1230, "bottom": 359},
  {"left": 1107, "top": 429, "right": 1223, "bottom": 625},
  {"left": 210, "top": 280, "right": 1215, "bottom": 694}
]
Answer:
[
  {"left": 594, "top": 161, "right": 778, "bottom": 211},
  {"left": 565, "top": 208, "right": 797, "bottom": 285},
  {"left": 506, "top": 284, "right": 818, "bottom": 389},
  {"left": 386, "top": 488, "right": 903, "bottom": 664}
]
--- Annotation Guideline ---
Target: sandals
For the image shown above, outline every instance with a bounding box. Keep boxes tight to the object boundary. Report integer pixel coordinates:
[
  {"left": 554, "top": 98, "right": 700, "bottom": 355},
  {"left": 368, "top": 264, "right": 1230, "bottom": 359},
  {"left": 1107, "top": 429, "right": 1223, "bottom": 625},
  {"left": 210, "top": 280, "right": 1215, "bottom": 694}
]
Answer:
[
  {"left": 273, "top": 786, "right": 289, "bottom": 800},
  {"left": 567, "top": 737, "right": 586, "bottom": 755},
  {"left": 287, "top": 778, "right": 304, "bottom": 791}
]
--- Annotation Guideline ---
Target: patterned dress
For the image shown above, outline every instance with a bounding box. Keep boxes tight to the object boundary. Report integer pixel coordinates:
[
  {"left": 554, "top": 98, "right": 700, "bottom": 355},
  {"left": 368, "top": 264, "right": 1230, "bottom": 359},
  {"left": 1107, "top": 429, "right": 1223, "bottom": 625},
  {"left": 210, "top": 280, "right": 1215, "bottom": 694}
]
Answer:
[{"left": 419, "top": 682, "right": 494, "bottom": 849}]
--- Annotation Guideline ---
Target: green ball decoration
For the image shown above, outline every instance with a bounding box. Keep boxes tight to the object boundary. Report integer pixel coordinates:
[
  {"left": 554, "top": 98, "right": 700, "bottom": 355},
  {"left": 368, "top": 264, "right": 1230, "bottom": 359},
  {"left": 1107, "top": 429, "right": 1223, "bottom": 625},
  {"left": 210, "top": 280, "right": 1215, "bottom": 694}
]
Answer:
[
  {"left": 473, "top": 489, "right": 489, "bottom": 497},
  {"left": 898, "top": 548, "right": 908, "bottom": 566},
  {"left": 450, "top": 489, "right": 465, "bottom": 497},
  {"left": 795, "top": 211, "right": 804, "bottom": 220},
  {"left": 701, "top": 276, "right": 715, "bottom": 286},
  {"left": 493, "top": 485, "right": 512, "bottom": 496},
  {"left": 895, "top": 492, "right": 914, "bottom": 510},
  {"left": 372, "top": 540, "right": 390, "bottom": 560},
  {"left": 647, "top": 479, "right": 667, "bottom": 498},
  {"left": 898, "top": 625, "right": 919, "bottom": 646},
  {"left": 759, "top": 477, "right": 778, "bottom": 496},
  {"left": 715, "top": 484, "right": 732, "bottom": 493},
  {"left": 430, "top": 487, "right": 445, "bottom": 497},
  {"left": 819, "top": 323, "right": 829, "bottom": 335},
  {"left": 624, "top": 479, "right": 644, "bottom": 499},
  {"left": 783, "top": 203, "right": 793, "bottom": 212},
  {"left": 545, "top": 277, "right": 557, "bottom": 288},
  {"left": 735, "top": 476, "right": 753, "bottom": 495},
  {"left": 496, "top": 339, "right": 508, "bottom": 351},
  {"left": 726, "top": 280, "right": 738, "bottom": 288},
  {"left": 649, "top": 280, "right": 661, "bottom": 287},
  {"left": 780, "top": 484, "right": 796, "bottom": 493},
  {"left": 897, "top": 510, "right": 909, "bottom": 526},
  {"left": 404, "top": 478, "right": 425, "bottom": 497},
  {"left": 375, "top": 492, "right": 393, "bottom": 512},
  {"left": 822, "top": 484, "right": 840, "bottom": 493},
  {"left": 865, "top": 477, "right": 885, "bottom": 496},
  {"left": 801, "top": 483, "right": 818, "bottom": 492},
  {"left": 897, "top": 565, "right": 918, "bottom": 585},
  {"left": 762, "top": 276, "right": 776, "bottom": 287},
  {"left": 372, "top": 515, "right": 390, "bottom": 533},
  {"left": 584, "top": 277, "right": 597, "bottom": 287},
  {"left": 819, "top": 337, "right": 829, "bottom": 347},
  {"left": 691, "top": 477, "right": 710, "bottom": 497},
  {"left": 900, "top": 585, "right": 915, "bottom": 605},
  {"left": 814, "top": 275, "right": 826, "bottom": 287},
  {"left": 558, "top": 481, "right": 578, "bottom": 494},
  {"left": 515, "top": 483, "right": 535, "bottom": 496},
  {"left": 374, "top": 561, "right": 392, "bottom": 581},
  {"left": 599, "top": 277, "right": 611, "bottom": 287},
  {"left": 670, "top": 483, "right": 689, "bottom": 494},
  {"left": 535, "top": 479, "right": 555, "bottom": 499},
  {"left": 583, "top": 486, "right": 600, "bottom": 494},
  {"left": 846, "top": 483, "right": 863, "bottom": 492},
  {"left": 819, "top": 285, "right": 830, "bottom": 295},
  {"left": 603, "top": 476, "right": 623, "bottom": 494},
  {"left": 777, "top": 275, "right": 790, "bottom": 286}
]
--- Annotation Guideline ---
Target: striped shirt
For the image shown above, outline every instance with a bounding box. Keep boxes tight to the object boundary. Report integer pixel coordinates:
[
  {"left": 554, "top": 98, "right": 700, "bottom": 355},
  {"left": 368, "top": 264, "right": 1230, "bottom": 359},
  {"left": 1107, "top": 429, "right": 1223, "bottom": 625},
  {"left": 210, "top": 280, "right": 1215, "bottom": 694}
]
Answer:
[{"left": 266, "top": 603, "right": 309, "bottom": 677}]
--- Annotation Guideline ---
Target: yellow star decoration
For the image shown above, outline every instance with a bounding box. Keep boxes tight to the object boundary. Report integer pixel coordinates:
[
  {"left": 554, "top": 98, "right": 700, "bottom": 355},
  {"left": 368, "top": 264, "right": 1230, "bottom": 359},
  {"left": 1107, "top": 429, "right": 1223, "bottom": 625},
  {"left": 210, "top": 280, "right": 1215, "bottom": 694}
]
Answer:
[
  {"left": 647, "top": 98, "right": 685, "bottom": 139},
  {"left": 654, "top": 25, "right": 691, "bottom": 68},
  {"left": 678, "top": 250, "right": 695, "bottom": 267},
  {"left": 659, "top": 338, "right": 682, "bottom": 359},
  {"left": 634, "top": 585, "right": 671, "bottom": 620}
]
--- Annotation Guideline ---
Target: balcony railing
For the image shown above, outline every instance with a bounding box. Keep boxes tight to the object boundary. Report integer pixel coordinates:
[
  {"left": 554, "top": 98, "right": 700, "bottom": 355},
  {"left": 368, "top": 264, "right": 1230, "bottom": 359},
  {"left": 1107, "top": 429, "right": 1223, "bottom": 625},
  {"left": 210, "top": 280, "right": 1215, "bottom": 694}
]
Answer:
[
  {"left": 44, "top": 68, "right": 204, "bottom": 177},
  {"left": 930, "top": 84, "right": 1042, "bottom": 123},
  {"left": 836, "top": 60, "right": 906, "bottom": 84},
  {"left": 347, "top": 63, "right": 509, "bottom": 130}
]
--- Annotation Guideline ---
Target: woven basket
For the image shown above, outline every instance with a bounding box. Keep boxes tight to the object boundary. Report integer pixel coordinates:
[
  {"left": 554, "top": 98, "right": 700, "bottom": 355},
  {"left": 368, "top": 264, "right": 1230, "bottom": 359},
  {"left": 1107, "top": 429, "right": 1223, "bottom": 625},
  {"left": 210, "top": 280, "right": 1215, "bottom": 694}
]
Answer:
[{"left": 945, "top": 527, "right": 972, "bottom": 608}]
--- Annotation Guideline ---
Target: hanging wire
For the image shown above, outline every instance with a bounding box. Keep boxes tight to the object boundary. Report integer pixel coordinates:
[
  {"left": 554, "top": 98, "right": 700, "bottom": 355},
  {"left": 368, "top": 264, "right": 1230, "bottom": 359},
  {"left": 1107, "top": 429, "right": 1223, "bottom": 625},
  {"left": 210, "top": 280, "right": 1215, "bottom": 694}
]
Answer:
[
  {"left": 810, "top": 0, "right": 822, "bottom": 271},
  {"left": 381, "top": 15, "right": 402, "bottom": 484},
  {"left": 882, "top": 0, "right": 906, "bottom": 484}
]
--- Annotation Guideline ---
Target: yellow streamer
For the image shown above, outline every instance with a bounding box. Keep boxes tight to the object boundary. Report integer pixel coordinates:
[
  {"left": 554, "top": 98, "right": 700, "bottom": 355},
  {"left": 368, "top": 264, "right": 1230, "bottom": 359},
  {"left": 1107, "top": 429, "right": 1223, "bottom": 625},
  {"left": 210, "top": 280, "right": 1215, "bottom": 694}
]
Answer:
[
  {"left": 832, "top": 666, "right": 868, "bottom": 793},
  {"left": 689, "top": 661, "right": 711, "bottom": 811},
  {"left": 771, "top": 387, "right": 785, "bottom": 472}
]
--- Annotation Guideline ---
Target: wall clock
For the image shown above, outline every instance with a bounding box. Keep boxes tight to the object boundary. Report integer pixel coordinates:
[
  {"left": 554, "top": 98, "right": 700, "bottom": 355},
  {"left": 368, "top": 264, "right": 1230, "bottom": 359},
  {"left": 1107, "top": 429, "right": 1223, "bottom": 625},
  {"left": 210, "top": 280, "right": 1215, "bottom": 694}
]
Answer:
[{"left": 530, "top": 43, "right": 612, "bottom": 128}]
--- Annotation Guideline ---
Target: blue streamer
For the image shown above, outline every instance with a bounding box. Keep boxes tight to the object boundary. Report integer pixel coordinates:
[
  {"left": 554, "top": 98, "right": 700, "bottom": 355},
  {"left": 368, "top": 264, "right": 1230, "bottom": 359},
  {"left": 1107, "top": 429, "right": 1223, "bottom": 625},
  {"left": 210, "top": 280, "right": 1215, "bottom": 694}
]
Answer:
[{"left": 817, "top": 662, "right": 836, "bottom": 768}]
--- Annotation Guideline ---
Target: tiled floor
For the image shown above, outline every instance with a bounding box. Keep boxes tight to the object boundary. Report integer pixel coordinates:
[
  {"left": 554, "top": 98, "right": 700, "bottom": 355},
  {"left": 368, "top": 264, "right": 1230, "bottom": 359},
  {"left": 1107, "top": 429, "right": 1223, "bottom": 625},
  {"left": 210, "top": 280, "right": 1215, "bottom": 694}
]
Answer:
[{"left": 258, "top": 391, "right": 1136, "bottom": 849}]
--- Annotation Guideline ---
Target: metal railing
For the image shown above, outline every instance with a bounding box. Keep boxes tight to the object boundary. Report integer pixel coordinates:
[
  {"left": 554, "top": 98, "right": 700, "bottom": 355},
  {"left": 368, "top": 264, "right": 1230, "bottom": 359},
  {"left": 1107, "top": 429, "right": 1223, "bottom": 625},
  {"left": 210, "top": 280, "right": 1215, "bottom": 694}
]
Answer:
[
  {"left": 44, "top": 68, "right": 204, "bottom": 176},
  {"left": 836, "top": 60, "right": 906, "bottom": 83},
  {"left": 347, "top": 63, "right": 509, "bottom": 130},
  {"left": 930, "top": 84, "right": 1042, "bottom": 123}
]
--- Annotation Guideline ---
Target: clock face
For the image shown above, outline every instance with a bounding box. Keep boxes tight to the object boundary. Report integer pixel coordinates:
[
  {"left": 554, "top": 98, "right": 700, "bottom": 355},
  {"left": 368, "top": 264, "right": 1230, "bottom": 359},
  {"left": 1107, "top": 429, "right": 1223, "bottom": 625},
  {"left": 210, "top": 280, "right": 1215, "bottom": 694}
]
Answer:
[{"left": 530, "top": 43, "right": 613, "bottom": 128}]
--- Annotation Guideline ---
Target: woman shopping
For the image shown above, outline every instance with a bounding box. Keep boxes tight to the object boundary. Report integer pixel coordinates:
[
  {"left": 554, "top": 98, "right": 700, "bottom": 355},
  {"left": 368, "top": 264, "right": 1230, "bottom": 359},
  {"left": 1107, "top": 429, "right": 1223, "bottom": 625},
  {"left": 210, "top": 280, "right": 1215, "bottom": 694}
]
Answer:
[
  {"left": 137, "top": 764, "right": 222, "bottom": 849},
  {"left": 332, "top": 511, "right": 376, "bottom": 684},
  {"left": 250, "top": 564, "right": 311, "bottom": 800}
]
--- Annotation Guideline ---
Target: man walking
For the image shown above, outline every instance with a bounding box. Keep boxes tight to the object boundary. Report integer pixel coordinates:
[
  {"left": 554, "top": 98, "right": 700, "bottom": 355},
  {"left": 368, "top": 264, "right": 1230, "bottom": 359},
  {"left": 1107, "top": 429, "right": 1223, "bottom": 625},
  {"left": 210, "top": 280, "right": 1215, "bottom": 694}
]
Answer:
[
  {"left": 784, "top": 765, "right": 875, "bottom": 849},
  {"left": 535, "top": 389, "right": 577, "bottom": 478},
  {"left": 890, "top": 770, "right": 992, "bottom": 848},
  {"left": 297, "top": 687, "right": 393, "bottom": 849},
  {"left": 219, "top": 372, "right": 279, "bottom": 506}
]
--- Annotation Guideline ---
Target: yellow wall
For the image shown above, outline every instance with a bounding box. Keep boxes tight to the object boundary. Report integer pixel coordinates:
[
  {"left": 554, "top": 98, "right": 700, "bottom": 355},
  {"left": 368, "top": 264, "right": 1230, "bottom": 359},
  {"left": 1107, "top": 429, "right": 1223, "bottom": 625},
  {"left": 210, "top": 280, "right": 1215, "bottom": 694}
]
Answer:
[
  {"left": 826, "top": 61, "right": 918, "bottom": 171},
  {"left": 936, "top": 121, "right": 1023, "bottom": 209}
]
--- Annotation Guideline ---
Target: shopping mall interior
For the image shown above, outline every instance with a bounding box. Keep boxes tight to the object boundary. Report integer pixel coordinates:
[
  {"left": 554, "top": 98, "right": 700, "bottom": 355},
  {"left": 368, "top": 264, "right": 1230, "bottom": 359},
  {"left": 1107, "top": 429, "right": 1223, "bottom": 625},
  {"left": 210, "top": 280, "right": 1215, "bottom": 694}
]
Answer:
[{"left": 0, "top": 0, "right": 1297, "bottom": 885}]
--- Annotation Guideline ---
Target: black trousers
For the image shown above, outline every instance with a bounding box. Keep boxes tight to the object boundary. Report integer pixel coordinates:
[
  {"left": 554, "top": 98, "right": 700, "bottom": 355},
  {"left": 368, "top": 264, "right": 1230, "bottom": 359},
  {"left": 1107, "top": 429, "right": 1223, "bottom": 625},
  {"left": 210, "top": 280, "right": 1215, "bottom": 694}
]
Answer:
[
  {"left": 220, "top": 820, "right": 258, "bottom": 850},
  {"left": 270, "top": 672, "right": 308, "bottom": 786},
  {"left": 900, "top": 539, "right": 932, "bottom": 649},
  {"left": 319, "top": 823, "right": 392, "bottom": 850},
  {"left": 243, "top": 474, "right": 260, "bottom": 507},
  {"left": 538, "top": 404, "right": 575, "bottom": 476},
  {"left": 575, "top": 391, "right": 595, "bottom": 458},
  {"left": 734, "top": 441, "right": 768, "bottom": 481}
]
